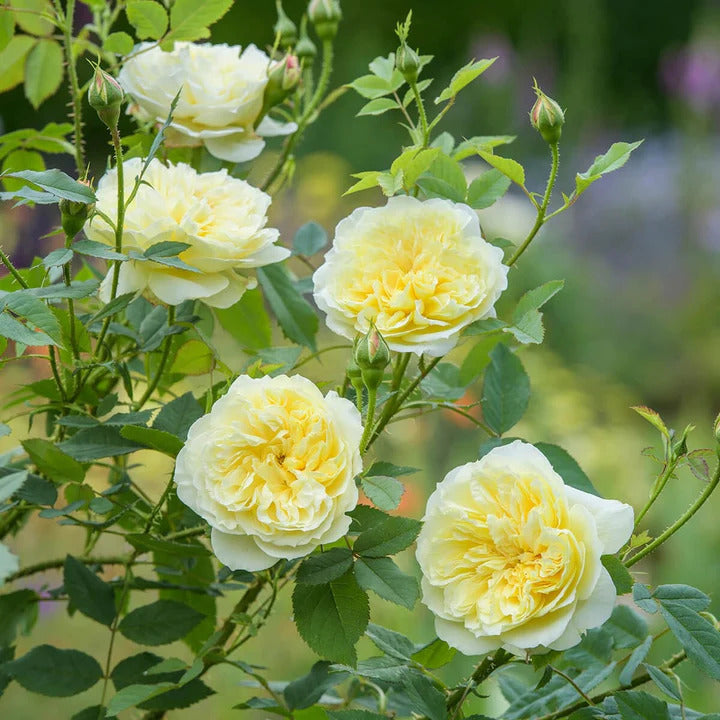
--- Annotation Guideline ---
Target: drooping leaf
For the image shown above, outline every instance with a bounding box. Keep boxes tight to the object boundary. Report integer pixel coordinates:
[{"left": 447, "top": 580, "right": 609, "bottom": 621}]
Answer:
[
  {"left": 481, "top": 344, "right": 530, "bottom": 435},
  {"left": 284, "top": 661, "right": 337, "bottom": 710},
  {"left": 293, "top": 222, "right": 328, "bottom": 256},
  {"left": 354, "top": 556, "right": 419, "bottom": 609},
  {"left": 152, "top": 391, "right": 203, "bottom": 441},
  {"left": 22, "top": 438, "right": 85, "bottom": 483},
  {"left": 126, "top": 0, "right": 168, "bottom": 40},
  {"left": 360, "top": 475, "right": 404, "bottom": 511},
  {"left": 119, "top": 425, "right": 183, "bottom": 458},
  {"left": 23, "top": 38, "right": 63, "bottom": 108},
  {"left": 214, "top": 288, "right": 272, "bottom": 350},
  {"left": 0, "top": 168, "right": 96, "bottom": 203},
  {"left": 63, "top": 555, "right": 116, "bottom": 626},
  {"left": 435, "top": 57, "right": 497, "bottom": 103},
  {"left": 167, "top": 0, "right": 233, "bottom": 42},
  {"left": 118, "top": 600, "right": 204, "bottom": 646}
]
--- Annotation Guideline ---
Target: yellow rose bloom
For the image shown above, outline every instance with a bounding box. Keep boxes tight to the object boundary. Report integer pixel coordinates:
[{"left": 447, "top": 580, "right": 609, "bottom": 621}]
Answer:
[
  {"left": 416, "top": 441, "right": 633, "bottom": 654},
  {"left": 85, "top": 158, "right": 289, "bottom": 308},
  {"left": 174, "top": 375, "right": 363, "bottom": 571},
  {"left": 313, "top": 196, "right": 508, "bottom": 356},
  {"left": 119, "top": 42, "right": 296, "bottom": 162}
]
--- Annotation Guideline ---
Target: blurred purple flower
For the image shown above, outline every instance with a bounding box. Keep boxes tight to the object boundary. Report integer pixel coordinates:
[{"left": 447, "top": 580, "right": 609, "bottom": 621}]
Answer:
[
  {"left": 661, "top": 44, "right": 720, "bottom": 111},
  {"left": 469, "top": 33, "right": 514, "bottom": 83}
]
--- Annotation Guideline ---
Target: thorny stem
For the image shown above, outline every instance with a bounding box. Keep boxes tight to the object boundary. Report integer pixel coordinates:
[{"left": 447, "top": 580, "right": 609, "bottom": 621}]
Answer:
[
  {"left": 633, "top": 455, "right": 680, "bottom": 530},
  {"left": 359, "top": 385, "right": 378, "bottom": 452},
  {"left": 134, "top": 306, "right": 176, "bottom": 410},
  {"left": 364, "top": 353, "right": 411, "bottom": 451},
  {"left": 411, "top": 81, "right": 429, "bottom": 146},
  {"left": 63, "top": 232, "right": 81, "bottom": 362},
  {"left": 507, "top": 142, "right": 560, "bottom": 266},
  {"left": 446, "top": 649, "right": 512, "bottom": 718},
  {"left": 0, "top": 247, "right": 29, "bottom": 288},
  {"left": 626, "top": 460, "right": 720, "bottom": 567}
]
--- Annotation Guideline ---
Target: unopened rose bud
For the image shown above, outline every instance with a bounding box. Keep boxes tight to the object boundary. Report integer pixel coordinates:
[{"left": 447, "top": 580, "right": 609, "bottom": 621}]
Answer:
[
  {"left": 714, "top": 412, "right": 720, "bottom": 447},
  {"left": 530, "top": 83, "right": 564, "bottom": 146},
  {"left": 88, "top": 65, "right": 124, "bottom": 130},
  {"left": 396, "top": 42, "right": 421, "bottom": 84},
  {"left": 59, "top": 182, "right": 94, "bottom": 238},
  {"left": 274, "top": 0, "right": 297, "bottom": 48},
  {"left": 261, "top": 55, "right": 301, "bottom": 118},
  {"left": 355, "top": 323, "right": 390, "bottom": 390},
  {"left": 308, "top": 0, "right": 341, "bottom": 41},
  {"left": 296, "top": 16, "right": 317, "bottom": 62}
]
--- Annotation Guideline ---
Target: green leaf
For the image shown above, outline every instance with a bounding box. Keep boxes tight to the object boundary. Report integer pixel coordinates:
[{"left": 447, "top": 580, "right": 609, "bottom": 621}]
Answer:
[
  {"left": 215, "top": 288, "right": 272, "bottom": 350},
  {"left": 353, "top": 514, "right": 422, "bottom": 558},
  {"left": 391, "top": 147, "right": 441, "bottom": 189},
  {"left": 466, "top": 169, "right": 511, "bottom": 209},
  {"left": 0, "top": 542, "right": 18, "bottom": 586},
  {"left": 630, "top": 405, "right": 670, "bottom": 439},
  {"left": 534, "top": 442, "right": 599, "bottom": 496},
  {"left": 327, "top": 712, "right": 387, "bottom": 720},
  {"left": 633, "top": 583, "right": 658, "bottom": 614},
  {"left": 63, "top": 555, "right": 116, "bottom": 626},
  {"left": 126, "top": 0, "right": 168, "bottom": 40},
  {"left": 349, "top": 71, "right": 404, "bottom": 99},
  {"left": 0, "top": 589, "right": 37, "bottom": 646},
  {"left": 104, "top": 31, "right": 134, "bottom": 55},
  {"left": 509, "top": 279, "right": 564, "bottom": 345},
  {"left": 284, "top": 661, "right": 336, "bottom": 710},
  {"left": 366, "top": 461, "right": 418, "bottom": 478},
  {"left": 72, "top": 239, "right": 126, "bottom": 261},
  {"left": 0, "top": 168, "right": 96, "bottom": 202},
  {"left": 481, "top": 344, "right": 530, "bottom": 435},
  {"left": 575, "top": 141, "right": 643, "bottom": 196},
  {"left": 344, "top": 170, "right": 382, "bottom": 196},
  {"left": 9, "top": 0, "right": 53, "bottom": 36},
  {"left": 403, "top": 673, "right": 447, "bottom": 720},
  {"left": 292, "top": 569, "right": 369, "bottom": 666},
  {"left": 435, "top": 57, "right": 497, "bottom": 103},
  {"left": 476, "top": 150, "right": 525, "bottom": 187},
  {"left": 459, "top": 335, "right": 501, "bottom": 385},
  {"left": 360, "top": 475, "right": 404, "bottom": 511},
  {"left": 0, "top": 6, "right": 14, "bottom": 52},
  {"left": 421, "top": 362, "right": 467, "bottom": 401},
  {"left": 170, "top": 339, "right": 213, "bottom": 375},
  {"left": 453, "top": 135, "right": 516, "bottom": 161},
  {"left": 355, "top": 556, "right": 419, "bottom": 609},
  {"left": 118, "top": 600, "right": 204, "bottom": 646},
  {"left": 23, "top": 38, "right": 63, "bottom": 108},
  {"left": 152, "top": 391, "right": 203, "bottom": 441},
  {"left": 59, "top": 426, "right": 143, "bottom": 461},
  {"left": 106, "top": 683, "right": 175, "bottom": 716},
  {"left": 411, "top": 638, "right": 456, "bottom": 669},
  {"left": 643, "top": 664, "right": 682, "bottom": 701},
  {"left": 418, "top": 153, "right": 467, "bottom": 202},
  {"left": 119, "top": 425, "right": 183, "bottom": 458},
  {"left": 365, "top": 623, "right": 415, "bottom": 660},
  {"left": 125, "top": 534, "right": 210, "bottom": 558},
  {"left": 15, "top": 474, "right": 55, "bottom": 506},
  {"left": 257, "top": 264, "right": 318, "bottom": 350},
  {"left": 0, "top": 311, "right": 55, "bottom": 346},
  {"left": 653, "top": 584, "right": 720, "bottom": 679},
  {"left": 29, "top": 279, "right": 99, "bottom": 299},
  {"left": 605, "top": 605, "right": 649, "bottom": 649},
  {"left": 619, "top": 635, "right": 652, "bottom": 686},
  {"left": 602, "top": 554, "right": 633, "bottom": 595},
  {"left": 615, "top": 690, "right": 671, "bottom": 720},
  {"left": 6, "top": 645, "right": 103, "bottom": 696},
  {"left": 293, "top": 222, "right": 327, "bottom": 256},
  {"left": 0, "top": 470, "right": 28, "bottom": 502},
  {"left": 357, "top": 97, "right": 398, "bottom": 116},
  {"left": 168, "top": 0, "right": 233, "bottom": 42},
  {"left": 2, "top": 290, "right": 63, "bottom": 343},
  {"left": 296, "top": 548, "right": 353, "bottom": 586},
  {"left": 43, "top": 247, "right": 73, "bottom": 268},
  {"left": 22, "top": 437, "right": 85, "bottom": 483},
  {"left": 0, "top": 35, "right": 36, "bottom": 94}
]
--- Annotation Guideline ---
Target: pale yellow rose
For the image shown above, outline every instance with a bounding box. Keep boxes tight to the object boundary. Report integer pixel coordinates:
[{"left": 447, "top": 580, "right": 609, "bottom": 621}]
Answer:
[
  {"left": 312, "top": 196, "right": 508, "bottom": 357},
  {"left": 119, "top": 42, "right": 297, "bottom": 162},
  {"left": 416, "top": 441, "right": 634, "bottom": 655},
  {"left": 85, "top": 158, "right": 289, "bottom": 308},
  {"left": 174, "top": 375, "right": 363, "bottom": 571}
]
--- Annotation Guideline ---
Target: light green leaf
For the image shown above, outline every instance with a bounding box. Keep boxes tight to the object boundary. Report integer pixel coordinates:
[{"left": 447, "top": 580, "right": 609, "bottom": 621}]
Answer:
[
  {"left": 170, "top": 339, "right": 213, "bottom": 375},
  {"left": 602, "top": 554, "right": 633, "bottom": 595},
  {"left": 1, "top": 148, "right": 44, "bottom": 194},
  {"left": 411, "top": 638, "right": 456, "bottom": 669},
  {"left": 2, "top": 290, "right": 62, "bottom": 344},
  {"left": 126, "top": 0, "right": 168, "bottom": 40},
  {"left": 453, "top": 135, "right": 516, "bottom": 161},
  {"left": 119, "top": 425, "right": 183, "bottom": 458},
  {"left": 23, "top": 38, "right": 63, "bottom": 108},
  {"left": 355, "top": 556, "right": 419, "bottom": 609},
  {"left": 575, "top": 140, "right": 643, "bottom": 196},
  {"left": 5, "top": 645, "right": 103, "bottom": 696},
  {"left": 63, "top": 555, "right": 116, "bottom": 626},
  {"left": 361, "top": 475, "right": 404, "bottom": 511},
  {"left": 168, "top": 0, "right": 232, "bottom": 42},
  {"left": 365, "top": 623, "right": 415, "bottom": 660},
  {"left": 292, "top": 569, "right": 369, "bottom": 666},
  {"left": 214, "top": 288, "right": 271, "bottom": 350},
  {"left": 0, "top": 470, "right": 28, "bottom": 502},
  {"left": 391, "top": 147, "right": 441, "bottom": 189},
  {"left": 0, "top": 168, "right": 96, "bottom": 203},
  {"left": 418, "top": 153, "right": 466, "bottom": 202},
  {"left": 296, "top": 548, "right": 354, "bottom": 585},
  {"left": 0, "top": 542, "right": 18, "bottom": 586},
  {"left": 22, "top": 438, "right": 85, "bottom": 483},
  {"left": 630, "top": 405, "right": 670, "bottom": 439},
  {"left": 481, "top": 344, "right": 529, "bottom": 435},
  {"left": 357, "top": 98, "right": 398, "bottom": 116},
  {"left": 10, "top": 0, "right": 53, "bottom": 36},
  {"left": 0, "top": 35, "right": 36, "bottom": 93},
  {"left": 435, "top": 57, "right": 497, "bottom": 103},
  {"left": 349, "top": 71, "right": 404, "bottom": 99},
  {"left": 476, "top": 150, "right": 525, "bottom": 187},
  {"left": 293, "top": 222, "right": 327, "bottom": 256},
  {"left": 104, "top": 31, "right": 135, "bottom": 55},
  {"left": 118, "top": 600, "right": 204, "bottom": 646},
  {"left": 466, "top": 169, "right": 511, "bottom": 209},
  {"left": 508, "top": 279, "right": 564, "bottom": 345},
  {"left": 344, "top": 170, "right": 381, "bottom": 196},
  {"left": 106, "top": 683, "right": 175, "bottom": 716},
  {"left": 72, "top": 239, "right": 126, "bottom": 261},
  {"left": 0, "top": 312, "right": 56, "bottom": 346},
  {"left": 257, "top": 264, "right": 318, "bottom": 350}
]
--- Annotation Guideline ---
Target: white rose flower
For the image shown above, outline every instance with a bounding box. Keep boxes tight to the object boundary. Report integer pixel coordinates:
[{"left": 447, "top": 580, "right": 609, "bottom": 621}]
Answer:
[
  {"left": 174, "top": 375, "right": 363, "bottom": 571},
  {"left": 85, "top": 158, "right": 289, "bottom": 308},
  {"left": 416, "top": 440, "right": 634, "bottom": 655},
  {"left": 312, "top": 196, "right": 509, "bottom": 357},
  {"left": 118, "top": 42, "right": 297, "bottom": 162}
]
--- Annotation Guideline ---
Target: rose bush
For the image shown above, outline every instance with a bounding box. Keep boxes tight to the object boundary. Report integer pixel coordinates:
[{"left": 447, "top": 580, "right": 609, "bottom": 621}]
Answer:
[{"left": 174, "top": 374, "right": 362, "bottom": 570}]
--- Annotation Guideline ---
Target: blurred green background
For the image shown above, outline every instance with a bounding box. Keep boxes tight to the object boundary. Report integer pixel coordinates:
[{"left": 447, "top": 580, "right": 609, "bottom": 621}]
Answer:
[{"left": 2, "top": 0, "right": 720, "bottom": 716}]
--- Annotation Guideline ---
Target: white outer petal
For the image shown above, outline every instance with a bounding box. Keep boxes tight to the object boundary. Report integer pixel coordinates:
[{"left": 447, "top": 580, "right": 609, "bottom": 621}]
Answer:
[
  {"left": 564, "top": 486, "right": 634, "bottom": 554},
  {"left": 211, "top": 528, "right": 276, "bottom": 571}
]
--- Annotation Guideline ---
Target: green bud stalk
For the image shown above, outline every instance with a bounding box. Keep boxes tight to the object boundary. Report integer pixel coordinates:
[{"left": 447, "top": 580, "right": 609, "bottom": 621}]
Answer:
[
  {"left": 308, "top": 0, "right": 341, "bottom": 41},
  {"left": 88, "top": 65, "right": 124, "bottom": 131},
  {"left": 296, "top": 16, "right": 318, "bottom": 62},
  {"left": 530, "top": 83, "right": 564, "bottom": 146}
]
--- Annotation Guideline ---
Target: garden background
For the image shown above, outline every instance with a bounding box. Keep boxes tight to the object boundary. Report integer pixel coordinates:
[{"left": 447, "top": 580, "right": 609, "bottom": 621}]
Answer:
[{"left": 2, "top": 0, "right": 720, "bottom": 716}]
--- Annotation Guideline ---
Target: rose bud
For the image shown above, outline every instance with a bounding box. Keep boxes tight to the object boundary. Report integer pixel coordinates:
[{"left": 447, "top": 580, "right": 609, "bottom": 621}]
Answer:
[
  {"left": 354, "top": 323, "right": 391, "bottom": 390},
  {"left": 308, "top": 0, "right": 341, "bottom": 41},
  {"left": 59, "top": 181, "right": 95, "bottom": 238},
  {"left": 88, "top": 65, "right": 124, "bottom": 130},
  {"left": 295, "top": 16, "right": 317, "bottom": 62},
  {"left": 396, "top": 41, "right": 421, "bottom": 84},
  {"left": 261, "top": 54, "right": 301, "bottom": 118},
  {"left": 274, "top": 0, "right": 297, "bottom": 48},
  {"left": 530, "top": 83, "right": 564, "bottom": 146}
]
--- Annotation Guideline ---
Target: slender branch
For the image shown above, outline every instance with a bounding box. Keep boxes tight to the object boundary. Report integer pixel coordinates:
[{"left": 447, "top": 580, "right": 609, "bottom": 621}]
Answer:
[
  {"left": 134, "top": 306, "right": 175, "bottom": 410},
  {"left": 446, "top": 649, "right": 512, "bottom": 717},
  {"left": 62, "top": 233, "right": 81, "bottom": 362},
  {"left": 507, "top": 142, "right": 560, "bottom": 266},
  {"left": 411, "top": 81, "right": 429, "bottom": 147},
  {"left": 634, "top": 456, "right": 679, "bottom": 529},
  {"left": 359, "top": 385, "right": 378, "bottom": 452},
  {"left": 0, "top": 248, "right": 29, "bottom": 288},
  {"left": 626, "top": 460, "right": 720, "bottom": 567},
  {"left": 550, "top": 666, "right": 595, "bottom": 705},
  {"left": 364, "top": 353, "right": 411, "bottom": 451}
]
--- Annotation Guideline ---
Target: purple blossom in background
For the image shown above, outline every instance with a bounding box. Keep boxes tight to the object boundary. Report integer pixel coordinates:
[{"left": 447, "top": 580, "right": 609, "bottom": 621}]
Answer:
[
  {"left": 660, "top": 43, "right": 720, "bottom": 111},
  {"left": 469, "top": 33, "right": 514, "bottom": 84}
]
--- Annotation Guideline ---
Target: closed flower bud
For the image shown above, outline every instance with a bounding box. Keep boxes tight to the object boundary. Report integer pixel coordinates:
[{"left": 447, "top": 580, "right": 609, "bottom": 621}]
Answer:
[
  {"left": 59, "top": 182, "right": 94, "bottom": 238},
  {"left": 355, "top": 323, "right": 391, "bottom": 390},
  {"left": 396, "top": 42, "right": 421, "bottom": 84},
  {"left": 296, "top": 17, "right": 317, "bottom": 61},
  {"left": 88, "top": 65, "right": 124, "bottom": 130},
  {"left": 530, "top": 83, "right": 564, "bottom": 146},
  {"left": 274, "top": 0, "right": 297, "bottom": 48},
  {"left": 308, "top": 0, "right": 341, "bottom": 41},
  {"left": 714, "top": 412, "right": 720, "bottom": 447},
  {"left": 262, "top": 54, "right": 301, "bottom": 116}
]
